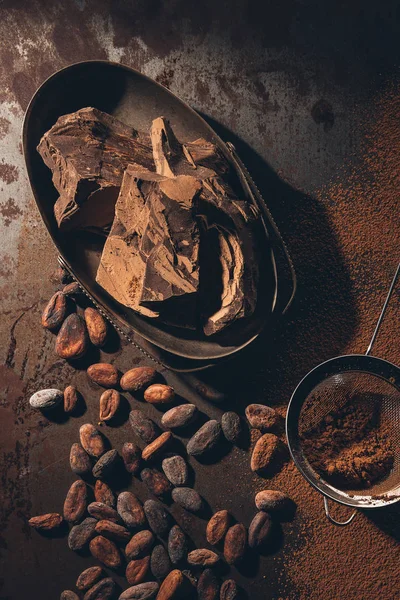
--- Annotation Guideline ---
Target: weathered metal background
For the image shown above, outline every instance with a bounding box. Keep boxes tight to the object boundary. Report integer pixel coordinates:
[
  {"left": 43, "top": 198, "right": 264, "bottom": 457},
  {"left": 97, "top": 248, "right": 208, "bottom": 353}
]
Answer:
[{"left": 0, "top": 1, "right": 399, "bottom": 599}]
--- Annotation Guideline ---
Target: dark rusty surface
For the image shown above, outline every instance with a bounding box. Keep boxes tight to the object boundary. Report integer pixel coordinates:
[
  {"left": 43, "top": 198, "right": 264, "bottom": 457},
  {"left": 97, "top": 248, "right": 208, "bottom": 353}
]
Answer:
[{"left": 0, "top": 2, "right": 399, "bottom": 599}]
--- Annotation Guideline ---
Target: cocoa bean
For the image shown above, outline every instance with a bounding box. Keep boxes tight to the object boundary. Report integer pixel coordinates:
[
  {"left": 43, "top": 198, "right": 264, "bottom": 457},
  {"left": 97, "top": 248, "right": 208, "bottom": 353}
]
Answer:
[
  {"left": 248, "top": 511, "right": 272, "bottom": 550},
  {"left": 206, "top": 510, "right": 230, "bottom": 546},
  {"left": 120, "top": 367, "right": 158, "bottom": 392},
  {"left": 245, "top": 404, "right": 279, "bottom": 432},
  {"left": 51, "top": 264, "right": 72, "bottom": 285},
  {"left": 125, "top": 530, "right": 155, "bottom": 560},
  {"left": 187, "top": 549, "right": 220, "bottom": 567},
  {"left": 62, "top": 282, "right": 82, "bottom": 297},
  {"left": 220, "top": 579, "right": 240, "bottom": 600},
  {"left": 99, "top": 389, "right": 120, "bottom": 422},
  {"left": 42, "top": 292, "right": 67, "bottom": 331},
  {"left": 250, "top": 434, "right": 285, "bottom": 475},
  {"left": 168, "top": 525, "right": 187, "bottom": 565},
  {"left": 143, "top": 384, "right": 175, "bottom": 405},
  {"left": 129, "top": 410, "right": 160, "bottom": 444},
  {"left": 171, "top": 488, "right": 202, "bottom": 513},
  {"left": 90, "top": 535, "right": 122, "bottom": 569},
  {"left": 64, "top": 385, "right": 80, "bottom": 413},
  {"left": 150, "top": 544, "right": 171, "bottom": 579},
  {"left": 141, "top": 468, "right": 172, "bottom": 499},
  {"left": 122, "top": 442, "right": 142, "bottom": 474},
  {"left": 162, "top": 456, "right": 189, "bottom": 487},
  {"left": 29, "top": 388, "right": 63, "bottom": 410},
  {"left": 95, "top": 520, "right": 131, "bottom": 543},
  {"left": 55, "top": 313, "right": 89, "bottom": 359},
  {"left": 197, "top": 569, "right": 220, "bottom": 600},
  {"left": 254, "top": 490, "right": 295, "bottom": 517},
  {"left": 157, "top": 570, "right": 186, "bottom": 600},
  {"left": 94, "top": 480, "right": 116, "bottom": 508},
  {"left": 76, "top": 566, "right": 105, "bottom": 591},
  {"left": 28, "top": 513, "right": 63, "bottom": 531},
  {"left": 63, "top": 479, "right": 88, "bottom": 523},
  {"left": 88, "top": 502, "right": 121, "bottom": 523},
  {"left": 117, "top": 491, "right": 146, "bottom": 530},
  {"left": 187, "top": 421, "right": 221, "bottom": 458},
  {"left": 93, "top": 450, "right": 120, "bottom": 479},
  {"left": 61, "top": 591, "right": 79, "bottom": 600},
  {"left": 119, "top": 582, "right": 159, "bottom": 600},
  {"left": 70, "top": 443, "right": 92, "bottom": 475},
  {"left": 142, "top": 432, "right": 172, "bottom": 462},
  {"left": 221, "top": 412, "right": 242, "bottom": 444},
  {"left": 126, "top": 556, "right": 151, "bottom": 585},
  {"left": 143, "top": 500, "right": 171, "bottom": 537},
  {"left": 68, "top": 518, "right": 97, "bottom": 551},
  {"left": 80, "top": 423, "right": 106, "bottom": 458},
  {"left": 83, "top": 577, "right": 116, "bottom": 600},
  {"left": 84, "top": 307, "right": 108, "bottom": 347},
  {"left": 87, "top": 363, "right": 119, "bottom": 388},
  {"left": 224, "top": 524, "right": 247, "bottom": 565},
  {"left": 161, "top": 404, "right": 198, "bottom": 430}
]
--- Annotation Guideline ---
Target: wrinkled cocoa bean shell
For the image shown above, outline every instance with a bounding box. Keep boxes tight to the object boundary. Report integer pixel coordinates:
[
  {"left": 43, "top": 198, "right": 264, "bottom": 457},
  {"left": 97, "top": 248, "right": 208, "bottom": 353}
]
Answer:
[
  {"left": 120, "top": 367, "right": 158, "bottom": 392},
  {"left": 248, "top": 511, "right": 273, "bottom": 550},
  {"left": 141, "top": 468, "right": 172, "bottom": 499},
  {"left": 125, "top": 530, "right": 155, "bottom": 561},
  {"left": 99, "top": 389, "right": 120, "bottom": 422},
  {"left": 250, "top": 434, "right": 285, "bottom": 475},
  {"left": 143, "top": 384, "right": 175, "bottom": 405},
  {"left": 126, "top": 556, "right": 151, "bottom": 586},
  {"left": 122, "top": 442, "right": 142, "bottom": 474},
  {"left": 168, "top": 525, "right": 187, "bottom": 565},
  {"left": 220, "top": 579, "right": 240, "bottom": 600},
  {"left": 55, "top": 313, "right": 89, "bottom": 359},
  {"left": 42, "top": 291, "right": 68, "bottom": 331},
  {"left": 142, "top": 432, "right": 172, "bottom": 462},
  {"left": 255, "top": 490, "right": 295, "bottom": 517},
  {"left": 76, "top": 566, "right": 105, "bottom": 591},
  {"left": 224, "top": 524, "right": 247, "bottom": 565},
  {"left": 94, "top": 480, "right": 116, "bottom": 508},
  {"left": 64, "top": 385, "right": 80, "bottom": 413},
  {"left": 157, "top": 570, "right": 186, "bottom": 600},
  {"left": 68, "top": 518, "right": 97, "bottom": 551},
  {"left": 161, "top": 404, "right": 198, "bottom": 430},
  {"left": 62, "top": 282, "right": 82, "bottom": 296},
  {"left": 84, "top": 307, "right": 108, "bottom": 347},
  {"left": 143, "top": 500, "right": 171, "bottom": 537},
  {"left": 63, "top": 479, "right": 88, "bottom": 523},
  {"left": 150, "top": 544, "right": 171, "bottom": 579},
  {"left": 87, "top": 363, "right": 119, "bottom": 388},
  {"left": 245, "top": 404, "right": 279, "bottom": 432},
  {"left": 197, "top": 569, "right": 220, "bottom": 600},
  {"left": 92, "top": 450, "right": 120, "bottom": 479},
  {"left": 89, "top": 535, "right": 122, "bottom": 569},
  {"left": 206, "top": 510, "right": 230, "bottom": 546},
  {"left": 88, "top": 502, "right": 121, "bottom": 523},
  {"left": 29, "top": 388, "right": 63, "bottom": 410},
  {"left": 80, "top": 423, "right": 106, "bottom": 458},
  {"left": 117, "top": 491, "right": 146, "bottom": 530},
  {"left": 95, "top": 519, "right": 131, "bottom": 543},
  {"left": 221, "top": 412, "right": 242, "bottom": 444},
  {"left": 162, "top": 455, "right": 189, "bottom": 487},
  {"left": 28, "top": 513, "right": 63, "bottom": 530},
  {"left": 171, "top": 487, "right": 202, "bottom": 513},
  {"left": 60, "top": 591, "right": 79, "bottom": 600},
  {"left": 187, "top": 420, "right": 221, "bottom": 458},
  {"left": 83, "top": 577, "right": 116, "bottom": 600},
  {"left": 187, "top": 549, "right": 219, "bottom": 567},
  {"left": 129, "top": 410, "right": 159, "bottom": 444},
  {"left": 70, "top": 442, "right": 92, "bottom": 475},
  {"left": 119, "top": 582, "right": 159, "bottom": 600}
]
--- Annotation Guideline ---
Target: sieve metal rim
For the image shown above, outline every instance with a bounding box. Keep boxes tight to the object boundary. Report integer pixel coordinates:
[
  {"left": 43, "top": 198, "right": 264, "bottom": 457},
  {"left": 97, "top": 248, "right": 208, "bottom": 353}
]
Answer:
[{"left": 286, "top": 353, "right": 400, "bottom": 511}]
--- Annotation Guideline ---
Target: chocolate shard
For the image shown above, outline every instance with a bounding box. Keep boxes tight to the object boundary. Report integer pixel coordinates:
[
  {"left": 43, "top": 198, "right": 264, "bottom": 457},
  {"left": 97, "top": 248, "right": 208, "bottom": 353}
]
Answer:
[{"left": 37, "top": 107, "right": 154, "bottom": 232}]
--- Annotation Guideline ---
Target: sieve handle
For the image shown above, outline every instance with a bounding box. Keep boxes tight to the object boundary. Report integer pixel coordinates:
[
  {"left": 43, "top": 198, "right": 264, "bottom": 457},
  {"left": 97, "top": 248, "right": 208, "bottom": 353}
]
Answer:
[
  {"left": 366, "top": 261, "right": 400, "bottom": 356},
  {"left": 323, "top": 497, "right": 357, "bottom": 526}
]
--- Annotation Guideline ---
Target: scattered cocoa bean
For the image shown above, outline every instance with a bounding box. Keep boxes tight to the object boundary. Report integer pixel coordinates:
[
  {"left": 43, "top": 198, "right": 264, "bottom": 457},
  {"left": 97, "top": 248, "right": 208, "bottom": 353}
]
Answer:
[
  {"left": 121, "top": 367, "right": 158, "bottom": 392},
  {"left": 76, "top": 566, "right": 105, "bottom": 591},
  {"left": 62, "top": 282, "right": 82, "bottom": 296},
  {"left": 187, "top": 420, "right": 221, "bottom": 458},
  {"left": 88, "top": 502, "right": 121, "bottom": 523},
  {"left": 70, "top": 442, "right": 92, "bottom": 475},
  {"left": 29, "top": 388, "right": 63, "bottom": 410},
  {"left": 224, "top": 524, "right": 247, "bottom": 565},
  {"left": 119, "top": 582, "right": 159, "bottom": 600},
  {"left": 126, "top": 556, "right": 151, "bottom": 585},
  {"left": 206, "top": 510, "right": 230, "bottom": 546},
  {"left": 162, "top": 455, "right": 189, "bottom": 487},
  {"left": 95, "top": 519, "right": 131, "bottom": 543},
  {"left": 187, "top": 549, "right": 219, "bottom": 568},
  {"left": 141, "top": 468, "right": 172, "bottom": 499},
  {"left": 125, "top": 530, "right": 155, "bottom": 561},
  {"left": 55, "top": 313, "right": 89, "bottom": 359},
  {"left": 42, "top": 292, "right": 68, "bottom": 331},
  {"left": 161, "top": 404, "right": 198, "bottom": 430},
  {"left": 99, "top": 389, "right": 120, "bottom": 422},
  {"left": 197, "top": 569, "right": 220, "bottom": 600},
  {"left": 83, "top": 577, "right": 116, "bottom": 600},
  {"left": 61, "top": 591, "right": 79, "bottom": 600},
  {"left": 255, "top": 490, "right": 295, "bottom": 516},
  {"left": 51, "top": 264, "right": 72, "bottom": 285},
  {"left": 220, "top": 579, "right": 240, "bottom": 600},
  {"left": 143, "top": 384, "right": 175, "bottom": 405},
  {"left": 248, "top": 511, "right": 273, "bottom": 550},
  {"left": 157, "top": 570, "right": 186, "bottom": 600},
  {"left": 117, "top": 491, "right": 146, "bottom": 530},
  {"left": 143, "top": 500, "right": 171, "bottom": 537},
  {"left": 250, "top": 434, "right": 285, "bottom": 475},
  {"left": 171, "top": 487, "right": 202, "bottom": 513},
  {"left": 221, "top": 412, "right": 242, "bottom": 444},
  {"left": 64, "top": 385, "right": 80, "bottom": 413},
  {"left": 80, "top": 423, "right": 106, "bottom": 458},
  {"left": 84, "top": 307, "right": 108, "bottom": 347},
  {"left": 63, "top": 479, "right": 88, "bottom": 523},
  {"left": 93, "top": 450, "right": 120, "bottom": 479},
  {"left": 151, "top": 544, "right": 171, "bottom": 580},
  {"left": 68, "top": 518, "right": 97, "bottom": 551},
  {"left": 94, "top": 480, "right": 116, "bottom": 508},
  {"left": 122, "top": 442, "right": 142, "bottom": 474},
  {"left": 90, "top": 535, "right": 122, "bottom": 569},
  {"left": 87, "top": 363, "right": 119, "bottom": 388},
  {"left": 245, "top": 404, "right": 279, "bottom": 432},
  {"left": 142, "top": 432, "right": 172, "bottom": 462},
  {"left": 168, "top": 525, "right": 187, "bottom": 565},
  {"left": 28, "top": 513, "right": 63, "bottom": 531},
  {"left": 129, "top": 410, "right": 160, "bottom": 444}
]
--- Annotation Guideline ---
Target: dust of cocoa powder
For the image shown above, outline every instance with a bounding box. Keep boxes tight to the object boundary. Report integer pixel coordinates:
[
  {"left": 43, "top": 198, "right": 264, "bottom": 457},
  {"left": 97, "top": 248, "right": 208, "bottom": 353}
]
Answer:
[{"left": 268, "top": 84, "right": 400, "bottom": 600}]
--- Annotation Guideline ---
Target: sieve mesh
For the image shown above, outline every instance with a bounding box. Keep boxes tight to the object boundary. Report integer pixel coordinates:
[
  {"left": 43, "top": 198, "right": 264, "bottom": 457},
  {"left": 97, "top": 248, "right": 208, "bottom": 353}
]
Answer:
[{"left": 298, "top": 371, "right": 400, "bottom": 499}]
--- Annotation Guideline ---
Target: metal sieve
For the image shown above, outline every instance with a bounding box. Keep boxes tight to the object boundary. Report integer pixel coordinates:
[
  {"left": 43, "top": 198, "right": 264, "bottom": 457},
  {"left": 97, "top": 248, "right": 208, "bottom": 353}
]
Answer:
[{"left": 286, "top": 262, "right": 400, "bottom": 525}]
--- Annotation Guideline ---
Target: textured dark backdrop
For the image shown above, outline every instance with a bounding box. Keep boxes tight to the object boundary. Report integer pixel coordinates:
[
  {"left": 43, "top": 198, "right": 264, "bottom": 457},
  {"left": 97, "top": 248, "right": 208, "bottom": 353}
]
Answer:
[{"left": 0, "top": 1, "right": 399, "bottom": 599}]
